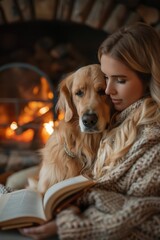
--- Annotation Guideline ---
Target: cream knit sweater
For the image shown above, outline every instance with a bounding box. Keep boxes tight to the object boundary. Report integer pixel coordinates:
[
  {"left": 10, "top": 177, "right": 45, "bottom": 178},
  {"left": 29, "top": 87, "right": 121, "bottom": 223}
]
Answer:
[{"left": 56, "top": 98, "right": 160, "bottom": 240}]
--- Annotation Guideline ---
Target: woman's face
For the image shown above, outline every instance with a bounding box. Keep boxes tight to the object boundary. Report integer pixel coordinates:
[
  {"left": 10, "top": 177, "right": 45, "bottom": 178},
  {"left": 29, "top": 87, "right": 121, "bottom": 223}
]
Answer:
[{"left": 101, "top": 54, "right": 146, "bottom": 111}]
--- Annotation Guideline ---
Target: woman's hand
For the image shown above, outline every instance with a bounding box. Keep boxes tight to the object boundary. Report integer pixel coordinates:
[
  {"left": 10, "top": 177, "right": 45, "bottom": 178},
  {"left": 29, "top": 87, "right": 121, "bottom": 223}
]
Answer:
[{"left": 19, "top": 220, "right": 57, "bottom": 240}]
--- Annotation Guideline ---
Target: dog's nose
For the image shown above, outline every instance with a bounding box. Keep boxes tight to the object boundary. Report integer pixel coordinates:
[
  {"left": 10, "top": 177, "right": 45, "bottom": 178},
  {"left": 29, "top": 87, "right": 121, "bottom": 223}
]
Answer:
[{"left": 82, "top": 113, "right": 98, "bottom": 128}]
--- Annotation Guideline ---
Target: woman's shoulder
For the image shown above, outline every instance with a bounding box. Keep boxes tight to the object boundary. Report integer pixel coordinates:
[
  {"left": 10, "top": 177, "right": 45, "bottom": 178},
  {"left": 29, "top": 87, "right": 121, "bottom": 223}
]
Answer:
[
  {"left": 135, "top": 122, "right": 160, "bottom": 151},
  {"left": 140, "top": 122, "right": 160, "bottom": 139}
]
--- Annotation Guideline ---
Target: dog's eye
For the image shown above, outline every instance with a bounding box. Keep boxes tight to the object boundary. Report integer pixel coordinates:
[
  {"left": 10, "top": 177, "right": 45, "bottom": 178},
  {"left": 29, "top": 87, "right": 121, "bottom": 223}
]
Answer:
[
  {"left": 75, "top": 90, "right": 84, "bottom": 97},
  {"left": 98, "top": 89, "right": 106, "bottom": 96}
]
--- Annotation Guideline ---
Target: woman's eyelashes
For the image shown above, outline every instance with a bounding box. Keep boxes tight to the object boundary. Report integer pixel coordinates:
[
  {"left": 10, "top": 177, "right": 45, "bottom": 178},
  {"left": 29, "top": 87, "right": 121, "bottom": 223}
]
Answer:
[
  {"left": 104, "top": 75, "right": 126, "bottom": 84},
  {"left": 117, "top": 78, "right": 126, "bottom": 84}
]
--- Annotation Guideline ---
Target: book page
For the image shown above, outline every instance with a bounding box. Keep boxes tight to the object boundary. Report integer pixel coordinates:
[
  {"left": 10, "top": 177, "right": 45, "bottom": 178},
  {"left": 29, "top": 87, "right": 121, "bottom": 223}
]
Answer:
[
  {"left": 0, "top": 189, "right": 46, "bottom": 224},
  {"left": 43, "top": 175, "right": 94, "bottom": 219}
]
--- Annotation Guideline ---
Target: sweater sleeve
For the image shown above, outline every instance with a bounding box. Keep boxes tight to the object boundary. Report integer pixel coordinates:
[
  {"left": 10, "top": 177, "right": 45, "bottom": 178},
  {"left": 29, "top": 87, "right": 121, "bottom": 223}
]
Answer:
[{"left": 56, "top": 189, "right": 160, "bottom": 240}]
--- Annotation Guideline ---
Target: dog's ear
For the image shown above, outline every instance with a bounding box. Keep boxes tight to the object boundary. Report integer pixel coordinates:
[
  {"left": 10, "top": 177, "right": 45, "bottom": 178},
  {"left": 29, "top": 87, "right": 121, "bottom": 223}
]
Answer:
[{"left": 56, "top": 73, "right": 74, "bottom": 122}]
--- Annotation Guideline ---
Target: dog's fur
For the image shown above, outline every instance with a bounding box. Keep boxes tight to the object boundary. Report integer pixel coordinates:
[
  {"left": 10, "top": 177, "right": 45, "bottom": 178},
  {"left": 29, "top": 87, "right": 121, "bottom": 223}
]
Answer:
[{"left": 31, "top": 64, "right": 111, "bottom": 194}]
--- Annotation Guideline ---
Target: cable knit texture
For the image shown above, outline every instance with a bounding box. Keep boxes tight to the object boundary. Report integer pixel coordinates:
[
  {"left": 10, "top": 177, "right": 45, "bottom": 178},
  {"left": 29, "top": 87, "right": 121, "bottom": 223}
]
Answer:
[{"left": 56, "top": 98, "right": 160, "bottom": 240}]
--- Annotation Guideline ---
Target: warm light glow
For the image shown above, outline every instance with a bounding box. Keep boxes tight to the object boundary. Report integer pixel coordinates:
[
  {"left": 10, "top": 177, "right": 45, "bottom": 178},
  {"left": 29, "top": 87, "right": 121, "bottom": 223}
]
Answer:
[
  {"left": 54, "top": 120, "right": 59, "bottom": 127},
  {"left": 5, "top": 124, "right": 34, "bottom": 143},
  {"left": 41, "top": 121, "right": 54, "bottom": 143},
  {"left": 33, "top": 86, "right": 39, "bottom": 95},
  {"left": 5, "top": 127, "right": 14, "bottom": 138},
  {"left": 10, "top": 121, "right": 18, "bottom": 130},
  {"left": 5, "top": 122, "right": 18, "bottom": 139},
  {"left": 40, "top": 77, "right": 52, "bottom": 99},
  {"left": 28, "top": 101, "right": 44, "bottom": 109},
  {"left": 43, "top": 121, "right": 54, "bottom": 135},
  {"left": 58, "top": 111, "right": 64, "bottom": 120},
  {"left": 14, "top": 129, "right": 34, "bottom": 142},
  {"left": 48, "top": 91, "right": 54, "bottom": 99},
  {"left": 39, "top": 106, "right": 49, "bottom": 115}
]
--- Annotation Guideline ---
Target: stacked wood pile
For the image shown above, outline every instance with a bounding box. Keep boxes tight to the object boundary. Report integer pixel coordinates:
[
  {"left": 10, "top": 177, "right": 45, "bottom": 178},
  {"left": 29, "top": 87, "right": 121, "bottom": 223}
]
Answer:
[{"left": 0, "top": 0, "right": 160, "bottom": 33}]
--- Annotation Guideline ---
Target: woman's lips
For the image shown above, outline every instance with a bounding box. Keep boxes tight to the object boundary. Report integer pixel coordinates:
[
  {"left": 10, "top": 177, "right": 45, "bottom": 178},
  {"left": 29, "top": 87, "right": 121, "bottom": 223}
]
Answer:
[{"left": 111, "top": 99, "right": 122, "bottom": 104}]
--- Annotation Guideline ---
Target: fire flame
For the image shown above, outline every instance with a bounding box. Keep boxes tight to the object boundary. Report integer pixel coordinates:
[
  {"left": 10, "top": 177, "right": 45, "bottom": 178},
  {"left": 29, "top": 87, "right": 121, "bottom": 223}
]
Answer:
[
  {"left": 5, "top": 122, "right": 34, "bottom": 143},
  {"left": 1, "top": 76, "right": 62, "bottom": 147}
]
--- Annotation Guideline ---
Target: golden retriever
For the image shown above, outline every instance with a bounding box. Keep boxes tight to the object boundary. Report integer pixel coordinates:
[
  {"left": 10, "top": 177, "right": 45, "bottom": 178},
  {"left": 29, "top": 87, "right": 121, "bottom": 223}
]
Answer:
[{"left": 31, "top": 64, "right": 111, "bottom": 194}]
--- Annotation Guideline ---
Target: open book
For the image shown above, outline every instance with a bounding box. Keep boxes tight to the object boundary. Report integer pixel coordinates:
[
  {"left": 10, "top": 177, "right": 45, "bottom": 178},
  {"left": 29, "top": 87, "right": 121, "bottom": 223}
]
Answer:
[{"left": 0, "top": 175, "right": 95, "bottom": 230}]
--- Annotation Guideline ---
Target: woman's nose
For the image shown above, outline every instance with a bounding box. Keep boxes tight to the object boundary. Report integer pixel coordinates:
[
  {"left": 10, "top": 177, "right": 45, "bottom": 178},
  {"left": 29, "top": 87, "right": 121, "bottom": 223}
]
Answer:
[{"left": 105, "top": 81, "right": 116, "bottom": 95}]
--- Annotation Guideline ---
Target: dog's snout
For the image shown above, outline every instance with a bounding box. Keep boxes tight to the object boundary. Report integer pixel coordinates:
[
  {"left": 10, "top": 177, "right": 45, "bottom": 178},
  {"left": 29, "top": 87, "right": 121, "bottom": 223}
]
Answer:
[{"left": 82, "top": 113, "right": 98, "bottom": 128}]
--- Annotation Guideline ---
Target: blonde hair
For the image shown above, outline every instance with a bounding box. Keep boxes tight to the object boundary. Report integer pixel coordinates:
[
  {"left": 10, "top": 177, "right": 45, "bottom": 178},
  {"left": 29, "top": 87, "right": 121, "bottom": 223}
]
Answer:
[{"left": 94, "top": 22, "right": 160, "bottom": 180}]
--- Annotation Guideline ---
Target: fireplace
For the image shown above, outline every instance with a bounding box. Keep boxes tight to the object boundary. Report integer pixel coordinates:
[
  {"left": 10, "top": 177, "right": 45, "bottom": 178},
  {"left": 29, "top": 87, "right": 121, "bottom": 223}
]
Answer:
[
  {"left": 0, "top": 62, "right": 57, "bottom": 149},
  {"left": 0, "top": 60, "right": 57, "bottom": 175}
]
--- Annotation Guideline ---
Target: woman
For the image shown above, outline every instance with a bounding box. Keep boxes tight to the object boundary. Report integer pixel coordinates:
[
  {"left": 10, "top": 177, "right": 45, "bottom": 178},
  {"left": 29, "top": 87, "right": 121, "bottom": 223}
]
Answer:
[{"left": 10, "top": 22, "right": 160, "bottom": 239}]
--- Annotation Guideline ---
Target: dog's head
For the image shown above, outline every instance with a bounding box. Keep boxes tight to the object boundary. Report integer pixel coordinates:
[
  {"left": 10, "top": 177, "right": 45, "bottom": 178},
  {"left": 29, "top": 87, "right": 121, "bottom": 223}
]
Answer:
[{"left": 56, "top": 64, "right": 111, "bottom": 133}]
